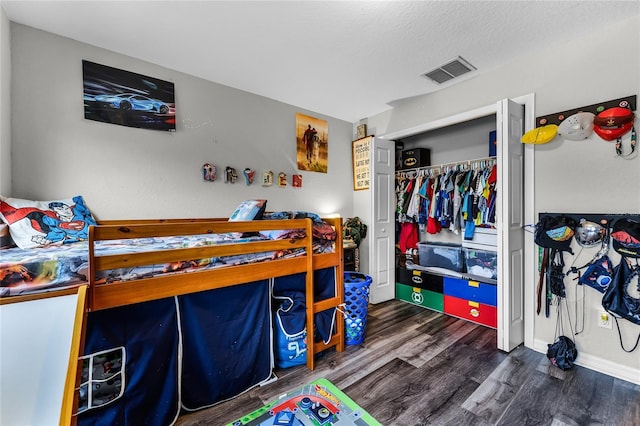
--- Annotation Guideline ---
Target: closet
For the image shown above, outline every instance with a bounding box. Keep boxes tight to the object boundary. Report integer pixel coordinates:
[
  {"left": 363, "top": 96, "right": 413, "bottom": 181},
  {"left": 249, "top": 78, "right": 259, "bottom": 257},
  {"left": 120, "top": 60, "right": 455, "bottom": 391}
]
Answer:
[
  {"left": 359, "top": 96, "right": 535, "bottom": 352},
  {"left": 396, "top": 149, "right": 499, "bottom": 324}
]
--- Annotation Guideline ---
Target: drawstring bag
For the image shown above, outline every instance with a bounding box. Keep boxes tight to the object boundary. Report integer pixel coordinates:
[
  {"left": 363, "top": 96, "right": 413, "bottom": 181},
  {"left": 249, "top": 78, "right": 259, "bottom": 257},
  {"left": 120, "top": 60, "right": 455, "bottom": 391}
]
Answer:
[
  {"left": 547, "top": 336, "right": 578, "bottom": 371},
  {"left": 601, "top": 257, "right": 640, "bottom": 352},
  {"left": 546, "top": 299, "right": 578, "bottom": 370}
]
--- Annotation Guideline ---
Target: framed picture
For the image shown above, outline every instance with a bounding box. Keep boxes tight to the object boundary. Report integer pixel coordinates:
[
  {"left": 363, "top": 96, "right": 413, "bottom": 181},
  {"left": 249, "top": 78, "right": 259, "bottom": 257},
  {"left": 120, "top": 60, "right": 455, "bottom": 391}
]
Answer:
[
  {"left": 356, "top": 124, "right": 367, "bottom": 140},
  {"left": 82, "top": 60, "right": 176, "bottom": 132},
  {"left": 296, "top": 113, "right": 328, "bottom": 173},
  {"left": 352, "top": 137, "right": 371, "bottom": 191}
]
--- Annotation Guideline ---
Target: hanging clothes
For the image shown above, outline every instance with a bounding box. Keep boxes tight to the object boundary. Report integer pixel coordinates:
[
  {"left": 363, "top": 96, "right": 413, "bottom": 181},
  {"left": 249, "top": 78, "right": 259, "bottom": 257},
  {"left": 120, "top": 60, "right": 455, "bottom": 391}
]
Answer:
[{"left": 395, "top": 158, "right": 497, "bottom": 238}]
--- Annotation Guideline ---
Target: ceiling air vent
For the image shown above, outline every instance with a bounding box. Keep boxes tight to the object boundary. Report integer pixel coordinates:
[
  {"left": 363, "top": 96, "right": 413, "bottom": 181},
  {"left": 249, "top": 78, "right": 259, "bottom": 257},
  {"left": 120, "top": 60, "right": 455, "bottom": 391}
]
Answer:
[{"left": 422, "top": 56, "right": 476, "bottom": 84}]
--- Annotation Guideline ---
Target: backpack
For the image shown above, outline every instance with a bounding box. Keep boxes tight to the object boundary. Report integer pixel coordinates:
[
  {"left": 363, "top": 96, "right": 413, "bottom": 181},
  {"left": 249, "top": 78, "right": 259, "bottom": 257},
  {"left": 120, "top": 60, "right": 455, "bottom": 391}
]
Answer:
[
  {"left": 601, "top": 257, "right": 640, "bottom": 352},
  {"left": 343, "top": 217, "right": 367, "bottom": 247},
  {"left": 534, "top": 215, "right": 577, "bottom": 317},
  {"left": 611, "top": 218, "right": 640, "bottom": 258}
]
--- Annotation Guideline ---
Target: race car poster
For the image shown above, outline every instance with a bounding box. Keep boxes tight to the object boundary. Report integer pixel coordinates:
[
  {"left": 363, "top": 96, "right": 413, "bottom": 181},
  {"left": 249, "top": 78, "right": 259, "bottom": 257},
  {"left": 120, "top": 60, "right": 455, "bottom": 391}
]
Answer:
[
  {"left": 82, "top": 60, "right": 176, "bottom": 131},
  {"left": 296, "top": 113, "right": 328, "bottom": 173}
]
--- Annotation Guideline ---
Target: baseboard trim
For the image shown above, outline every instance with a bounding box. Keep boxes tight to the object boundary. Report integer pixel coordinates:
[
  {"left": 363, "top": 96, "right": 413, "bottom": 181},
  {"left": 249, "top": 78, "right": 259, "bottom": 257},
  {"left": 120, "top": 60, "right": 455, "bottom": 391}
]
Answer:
[{"left": 532, "top": 339, "right": 640, "bottom": 385}]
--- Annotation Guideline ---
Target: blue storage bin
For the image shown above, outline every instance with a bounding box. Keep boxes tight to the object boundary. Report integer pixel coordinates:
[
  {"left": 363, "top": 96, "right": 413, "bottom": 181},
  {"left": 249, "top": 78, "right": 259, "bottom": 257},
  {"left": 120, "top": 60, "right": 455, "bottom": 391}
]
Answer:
[
  {"left": 443, "top": 276, "right": 497, "bottom": 307},
  {"left": 344, "top": 272, "right": 372, "bottom": 345}
]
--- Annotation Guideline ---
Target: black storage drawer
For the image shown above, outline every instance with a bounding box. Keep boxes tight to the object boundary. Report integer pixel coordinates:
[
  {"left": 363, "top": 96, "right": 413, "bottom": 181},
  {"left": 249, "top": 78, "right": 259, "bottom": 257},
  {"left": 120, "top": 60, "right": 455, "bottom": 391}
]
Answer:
[{"left": 396, "top": 268, "right": 444, "bottom": 294}]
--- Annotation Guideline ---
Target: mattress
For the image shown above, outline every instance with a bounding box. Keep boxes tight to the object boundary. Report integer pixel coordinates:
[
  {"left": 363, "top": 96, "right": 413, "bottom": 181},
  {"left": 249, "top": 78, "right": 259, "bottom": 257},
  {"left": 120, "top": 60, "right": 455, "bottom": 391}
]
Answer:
[{"left": 1, "top": 230, "right": 334, "bottom": 297}]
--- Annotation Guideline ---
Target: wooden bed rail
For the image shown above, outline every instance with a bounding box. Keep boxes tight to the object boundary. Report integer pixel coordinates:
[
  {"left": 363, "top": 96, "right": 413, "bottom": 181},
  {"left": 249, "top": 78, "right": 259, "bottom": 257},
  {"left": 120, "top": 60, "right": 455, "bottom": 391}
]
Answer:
[{"left": 87, "top": 219, "right": 314, "bottom": 311}]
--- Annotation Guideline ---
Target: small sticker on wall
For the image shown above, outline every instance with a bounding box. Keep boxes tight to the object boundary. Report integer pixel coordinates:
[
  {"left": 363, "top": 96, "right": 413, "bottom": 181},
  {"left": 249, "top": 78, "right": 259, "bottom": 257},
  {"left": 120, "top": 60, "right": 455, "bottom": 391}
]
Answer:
[
  {"left": 292, "top": 174, "right": 302, "bottom": 188},
  {"left": 224, "top": 167, "right": 238, "bottom": 183},
  {"left": 243, "top": 168, "right": 255, "bottom": 185},
  {"left": 262, "top": 171, "right": 274, "bottom": 187},
  {"left": 202, "top": 163, "right": 216, "bottom": 182},
  {"left": 278, "top": 172, "right": 287, "bottom": 187}
]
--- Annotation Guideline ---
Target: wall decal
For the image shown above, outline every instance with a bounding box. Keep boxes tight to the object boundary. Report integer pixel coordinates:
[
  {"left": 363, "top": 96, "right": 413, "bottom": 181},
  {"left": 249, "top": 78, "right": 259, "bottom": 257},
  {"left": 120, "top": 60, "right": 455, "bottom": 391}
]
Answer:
[
  {"left": 262, "top": 171, "right": 274, "bottom": 187},
  {"left": 243, "top": 168, "right": 255, "bottom": 185},
  {"left": 278, "top": 172, "right": 287, "bottom": 187},
  {"left": 224, "top": 167, "right": 238, "bottom": 183},
  {"left": 202, "top": 164, "right": 216, "bottom": 182},
  {"left": 82, "top": 60, "right": 176, "bottom": 131}
]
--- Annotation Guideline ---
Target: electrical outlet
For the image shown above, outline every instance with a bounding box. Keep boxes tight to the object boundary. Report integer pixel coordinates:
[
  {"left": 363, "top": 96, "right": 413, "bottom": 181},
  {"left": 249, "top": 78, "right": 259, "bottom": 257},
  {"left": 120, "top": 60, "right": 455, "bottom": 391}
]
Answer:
[{"left": 597, "top": 311, "right": 612, "bottom": 329}]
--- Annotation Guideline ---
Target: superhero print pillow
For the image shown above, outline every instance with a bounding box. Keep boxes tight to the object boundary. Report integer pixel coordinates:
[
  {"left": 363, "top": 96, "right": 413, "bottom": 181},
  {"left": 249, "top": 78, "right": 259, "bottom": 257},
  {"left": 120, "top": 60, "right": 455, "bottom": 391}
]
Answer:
[{"left": 0, "top": 195, "right": 98, "bottom": 249}]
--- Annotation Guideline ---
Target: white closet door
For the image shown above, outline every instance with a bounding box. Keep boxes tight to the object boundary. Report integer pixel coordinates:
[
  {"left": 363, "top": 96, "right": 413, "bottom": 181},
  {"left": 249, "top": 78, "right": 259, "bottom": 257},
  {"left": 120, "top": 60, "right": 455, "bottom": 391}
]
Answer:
[
  {"left": 496, "top": 98, "right": 525, "bottom": 351},
  {"left": 369, "top": 137, "right": 395, "bottom": 304}
]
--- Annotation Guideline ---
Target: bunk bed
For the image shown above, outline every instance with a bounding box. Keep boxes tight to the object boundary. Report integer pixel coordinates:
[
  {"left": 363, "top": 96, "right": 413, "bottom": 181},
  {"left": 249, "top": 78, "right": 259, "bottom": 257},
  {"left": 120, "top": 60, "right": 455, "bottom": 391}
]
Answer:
[{"left": 1, "top": 215, "right": 345, "bottom": 425}]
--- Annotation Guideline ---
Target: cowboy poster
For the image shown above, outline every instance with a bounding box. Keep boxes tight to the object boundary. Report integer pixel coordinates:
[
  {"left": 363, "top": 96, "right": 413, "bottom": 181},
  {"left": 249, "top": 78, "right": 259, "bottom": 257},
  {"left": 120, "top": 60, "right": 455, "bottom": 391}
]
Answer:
[{"left": 296, "top": 113, "right": 328, "bottom": 173}]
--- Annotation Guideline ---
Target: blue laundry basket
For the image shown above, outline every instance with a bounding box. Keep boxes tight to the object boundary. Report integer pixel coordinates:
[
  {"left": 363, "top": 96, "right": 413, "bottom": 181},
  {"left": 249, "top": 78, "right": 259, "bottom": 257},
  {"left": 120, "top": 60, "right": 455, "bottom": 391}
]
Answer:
[{"left": 344, "top": 272, "right": 372, "bottom": 345}]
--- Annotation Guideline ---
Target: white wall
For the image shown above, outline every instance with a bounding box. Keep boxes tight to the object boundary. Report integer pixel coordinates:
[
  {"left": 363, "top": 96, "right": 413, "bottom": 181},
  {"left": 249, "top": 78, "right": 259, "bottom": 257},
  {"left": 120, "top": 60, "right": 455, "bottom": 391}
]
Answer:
[
  {"left": 366, "top": 16, "right": 640, "bottom": 379},
  {"left": 0, "top": 8, "right": 10, "bottom": 195},
  {"left": 8, "top": 23, "right": 354, "bottom": 220}
]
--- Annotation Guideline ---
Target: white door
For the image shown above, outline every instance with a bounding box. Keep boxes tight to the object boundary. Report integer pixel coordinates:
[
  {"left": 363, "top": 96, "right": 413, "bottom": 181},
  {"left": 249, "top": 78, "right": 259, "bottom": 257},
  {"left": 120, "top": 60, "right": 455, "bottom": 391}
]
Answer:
[
  {"left": 369, "top": 137, "right": 395, "bottom": 304},
  {"left": 496, "top": 99, "right": 525, "bottom": 351}
]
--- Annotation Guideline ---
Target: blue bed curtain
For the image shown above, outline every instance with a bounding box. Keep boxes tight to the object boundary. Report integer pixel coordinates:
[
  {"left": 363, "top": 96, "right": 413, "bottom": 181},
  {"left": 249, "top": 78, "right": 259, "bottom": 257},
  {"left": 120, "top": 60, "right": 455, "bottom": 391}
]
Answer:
[
  {"left": 79, "top": 297, "right": 180, "bottom": 426},
  {"left": 179, "top": 279, "right": 273, "bottom": 410},
  {"left": 272, "top": 268, "right": 337, "bottom": 369},
  {"left": 313, "top": 267, "right": 337, "bottom": 344}
]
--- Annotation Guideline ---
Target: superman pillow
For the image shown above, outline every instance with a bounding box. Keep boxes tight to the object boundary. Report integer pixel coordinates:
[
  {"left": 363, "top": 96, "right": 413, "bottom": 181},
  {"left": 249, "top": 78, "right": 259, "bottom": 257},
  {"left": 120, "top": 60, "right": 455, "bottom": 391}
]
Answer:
[{"left": 0, "top": 195, "right": 98, "bottom": 249}]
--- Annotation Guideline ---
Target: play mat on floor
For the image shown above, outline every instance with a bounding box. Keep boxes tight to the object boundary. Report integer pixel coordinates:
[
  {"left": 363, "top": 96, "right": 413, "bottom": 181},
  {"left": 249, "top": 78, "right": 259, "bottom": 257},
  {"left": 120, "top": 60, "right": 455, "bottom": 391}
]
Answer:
[{"left": 226, "top": 378, "right": 381, "bottom": 426}]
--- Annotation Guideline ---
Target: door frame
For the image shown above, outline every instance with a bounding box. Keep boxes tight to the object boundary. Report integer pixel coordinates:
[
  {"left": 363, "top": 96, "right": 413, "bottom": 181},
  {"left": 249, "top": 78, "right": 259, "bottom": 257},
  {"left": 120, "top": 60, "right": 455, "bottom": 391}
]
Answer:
[{"left": 378, "top": 94, "right": 535, "bottom": 350}]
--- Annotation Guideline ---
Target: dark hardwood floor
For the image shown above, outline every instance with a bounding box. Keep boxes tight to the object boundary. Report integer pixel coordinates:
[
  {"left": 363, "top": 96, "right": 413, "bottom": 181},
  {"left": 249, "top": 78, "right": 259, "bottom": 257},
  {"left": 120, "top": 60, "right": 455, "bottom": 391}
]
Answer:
[{"left": 176, "top": 299, "right": 640, "bottom": 426}]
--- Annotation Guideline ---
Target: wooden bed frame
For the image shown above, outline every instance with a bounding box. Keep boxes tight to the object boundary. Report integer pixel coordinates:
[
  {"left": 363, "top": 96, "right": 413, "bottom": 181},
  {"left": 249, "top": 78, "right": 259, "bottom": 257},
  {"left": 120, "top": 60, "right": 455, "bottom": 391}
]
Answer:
[{"left": 1, "top": 216, "right": 345, "bottom": 425}]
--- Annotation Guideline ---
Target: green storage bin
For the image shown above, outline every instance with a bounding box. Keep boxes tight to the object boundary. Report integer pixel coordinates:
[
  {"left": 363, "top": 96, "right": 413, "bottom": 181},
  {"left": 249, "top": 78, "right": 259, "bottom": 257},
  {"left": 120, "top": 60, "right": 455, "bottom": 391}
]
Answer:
[{"left": 395, "top": 283, "right": 444, "bottom": 312}]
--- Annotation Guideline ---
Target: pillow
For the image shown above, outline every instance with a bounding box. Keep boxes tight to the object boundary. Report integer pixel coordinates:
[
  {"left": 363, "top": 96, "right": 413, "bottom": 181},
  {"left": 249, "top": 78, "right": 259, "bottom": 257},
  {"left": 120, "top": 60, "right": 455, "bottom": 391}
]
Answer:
[
  {"left": 0, "top": 223, "right": 16, "bottom": 249},
  {"left": 0, "top": 195, "right": 98, "bottom": 249},
  {"left": 228, "top": 199, "right": 267, "bottom": 222}
]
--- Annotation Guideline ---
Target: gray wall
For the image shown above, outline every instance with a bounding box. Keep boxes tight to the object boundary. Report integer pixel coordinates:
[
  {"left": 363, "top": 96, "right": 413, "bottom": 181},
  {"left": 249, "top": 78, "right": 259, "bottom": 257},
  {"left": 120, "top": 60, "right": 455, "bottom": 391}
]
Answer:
[
  {"left": 7, "top": 23, "right": 354, "bottom": 220},
  {"left": 0, "top": 8, "right": 10, "bottom": 195},
  {"left": 366, "top": 16, "right": 639, "bottom": 377}
]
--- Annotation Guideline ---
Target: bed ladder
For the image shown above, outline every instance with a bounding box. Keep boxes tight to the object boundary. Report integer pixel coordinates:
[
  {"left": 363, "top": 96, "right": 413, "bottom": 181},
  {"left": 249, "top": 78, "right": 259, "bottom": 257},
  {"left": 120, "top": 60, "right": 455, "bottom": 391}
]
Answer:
[{"left": 306, "top": 217, "right": 346, "bottom": 370}]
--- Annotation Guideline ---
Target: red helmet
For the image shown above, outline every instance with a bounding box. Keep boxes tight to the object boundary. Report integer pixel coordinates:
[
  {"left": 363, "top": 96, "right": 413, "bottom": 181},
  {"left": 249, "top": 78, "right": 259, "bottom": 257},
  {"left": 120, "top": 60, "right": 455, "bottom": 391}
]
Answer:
[{"left": 593, "top": 107, "right": 635, "bottom": 141}]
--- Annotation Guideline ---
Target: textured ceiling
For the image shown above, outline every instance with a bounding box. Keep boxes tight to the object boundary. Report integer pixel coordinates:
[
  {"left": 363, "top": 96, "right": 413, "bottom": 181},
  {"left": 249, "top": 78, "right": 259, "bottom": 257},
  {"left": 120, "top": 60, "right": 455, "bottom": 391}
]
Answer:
[{"left": 2, "top": 1, "right": 639, "bottom": 122}]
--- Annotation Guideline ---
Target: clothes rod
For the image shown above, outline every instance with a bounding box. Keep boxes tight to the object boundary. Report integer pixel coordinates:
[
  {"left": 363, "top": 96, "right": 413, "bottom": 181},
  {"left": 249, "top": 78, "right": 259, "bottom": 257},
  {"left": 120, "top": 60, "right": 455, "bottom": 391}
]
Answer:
[{"left": 396, "top": 155, "right": 497, "bottom": 174}]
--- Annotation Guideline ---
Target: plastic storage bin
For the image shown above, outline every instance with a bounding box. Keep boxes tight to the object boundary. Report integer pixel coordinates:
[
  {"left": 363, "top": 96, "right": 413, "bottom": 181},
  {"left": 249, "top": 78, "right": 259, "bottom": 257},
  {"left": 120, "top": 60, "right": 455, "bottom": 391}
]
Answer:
[
  {"left": 463, "top": 248, "right": 498, "bottom": 280},
  {"left": 344, "top": 272, "right": 372, "bottom": 345},
  {"left": 418, "top": 242, "right": 464, "bottom": 272}
]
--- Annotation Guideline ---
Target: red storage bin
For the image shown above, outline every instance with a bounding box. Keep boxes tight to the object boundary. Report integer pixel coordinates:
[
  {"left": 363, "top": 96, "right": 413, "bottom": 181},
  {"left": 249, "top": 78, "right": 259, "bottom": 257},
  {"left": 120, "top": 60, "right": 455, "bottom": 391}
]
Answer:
[{"left": 443, "top": 295, "right": 497, "bottom": 328}]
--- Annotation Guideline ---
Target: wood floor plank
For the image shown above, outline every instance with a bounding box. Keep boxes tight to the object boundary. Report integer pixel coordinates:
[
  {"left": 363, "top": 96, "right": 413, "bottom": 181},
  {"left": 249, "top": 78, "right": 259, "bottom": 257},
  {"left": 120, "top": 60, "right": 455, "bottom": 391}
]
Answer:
[
  {"left": 461, "top": 345, "right": 542, "bottom": 423},
  {"left": 495, "top": 369, "right": 565, "bottom": 425},
  {"left": 342, "top": 358, "right": 420, "bottom": 424},
  {"left": 388, "top": 338, "right": 498, "bottom": 424},
  {"left": 404, "top": 316, "right": 484, "bottom": 368},
  {"left": 606, "top": 378, "right": 640, "bottom": 426}
]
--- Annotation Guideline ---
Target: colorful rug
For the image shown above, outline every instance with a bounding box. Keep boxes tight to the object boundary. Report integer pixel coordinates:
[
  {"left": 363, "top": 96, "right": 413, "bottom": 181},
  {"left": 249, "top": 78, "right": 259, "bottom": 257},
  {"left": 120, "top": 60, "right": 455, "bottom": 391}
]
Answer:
[{"left": 226, "top": 378, "right": 381, "bottom": 425}]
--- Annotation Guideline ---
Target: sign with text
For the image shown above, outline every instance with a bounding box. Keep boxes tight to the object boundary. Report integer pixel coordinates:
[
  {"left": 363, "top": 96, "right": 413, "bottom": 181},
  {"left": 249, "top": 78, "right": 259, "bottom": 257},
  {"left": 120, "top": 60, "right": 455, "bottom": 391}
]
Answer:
[{"left": 352, "top": 137, "right": 371, "bottom": 190}]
